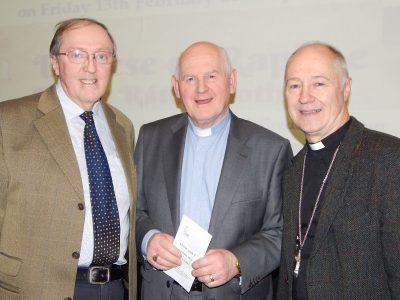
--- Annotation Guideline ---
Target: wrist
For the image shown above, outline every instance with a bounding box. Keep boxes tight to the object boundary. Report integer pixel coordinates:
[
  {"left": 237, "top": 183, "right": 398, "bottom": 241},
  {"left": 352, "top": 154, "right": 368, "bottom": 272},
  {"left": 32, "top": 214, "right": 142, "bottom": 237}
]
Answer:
[{"left": 234, "top": 259, "right": 242, "bottom": 278}]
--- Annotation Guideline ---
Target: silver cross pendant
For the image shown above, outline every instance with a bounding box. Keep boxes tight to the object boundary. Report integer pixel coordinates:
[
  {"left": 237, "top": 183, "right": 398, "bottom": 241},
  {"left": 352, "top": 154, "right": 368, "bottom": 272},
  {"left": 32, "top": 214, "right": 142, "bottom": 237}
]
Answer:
[
  {"left": 293, "top": 249, "right": 301, "bottom": 278},
  {"left": 293, "top": 236, "right": 301, "bottom": 278}
]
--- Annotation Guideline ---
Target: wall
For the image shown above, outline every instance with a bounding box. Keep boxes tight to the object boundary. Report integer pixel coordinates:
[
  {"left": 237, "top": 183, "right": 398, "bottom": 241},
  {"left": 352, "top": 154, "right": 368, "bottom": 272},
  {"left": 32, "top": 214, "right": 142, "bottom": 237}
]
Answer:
[{"left": 1, "top": 0, "right": 399, "bottom": 153}]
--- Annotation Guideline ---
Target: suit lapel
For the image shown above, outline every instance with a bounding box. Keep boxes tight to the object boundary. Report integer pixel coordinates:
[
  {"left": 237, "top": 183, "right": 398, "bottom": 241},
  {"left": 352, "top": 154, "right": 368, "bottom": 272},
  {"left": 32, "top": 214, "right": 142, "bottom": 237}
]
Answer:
[
  {"left": 283, "top": 149, "right": 305, "bottom": 278},
  {"left": 163, "top": 116, "right": 187, "bottom": 232},
  {"left": 311, "top": 119, "right": 365, "bottom": 257},
  {"left": 208, "top": 115, "right": 250, "bottom": 241},
  {"left": 34, "top": 86, "right": 84, "bottom": 201}
]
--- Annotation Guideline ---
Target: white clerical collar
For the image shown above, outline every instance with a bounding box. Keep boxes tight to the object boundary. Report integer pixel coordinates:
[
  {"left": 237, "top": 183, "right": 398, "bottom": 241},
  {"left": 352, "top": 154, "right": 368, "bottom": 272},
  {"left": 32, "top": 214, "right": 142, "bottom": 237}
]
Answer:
[
  {"left": 309, "top": 141, "right": 325, "bottom": 151},
  {"left": 189, "top": 110, "right": 231, "bottom": 138},
  {"left": 193, "top": 126, "right": 212, "bottom": 137}
]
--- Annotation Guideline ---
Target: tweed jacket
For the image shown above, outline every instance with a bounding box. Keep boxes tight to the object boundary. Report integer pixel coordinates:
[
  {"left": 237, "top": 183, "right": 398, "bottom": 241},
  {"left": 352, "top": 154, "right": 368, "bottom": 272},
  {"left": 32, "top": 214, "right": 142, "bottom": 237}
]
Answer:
[
  {"left": 277, "top": 117, "right": 400, "bottom": 299},
  {"left": 135, "top": 112, "right": 292, "bottom": 300},
  {"left": 0, "top": 85, "right": 137, "bottom": 300}
]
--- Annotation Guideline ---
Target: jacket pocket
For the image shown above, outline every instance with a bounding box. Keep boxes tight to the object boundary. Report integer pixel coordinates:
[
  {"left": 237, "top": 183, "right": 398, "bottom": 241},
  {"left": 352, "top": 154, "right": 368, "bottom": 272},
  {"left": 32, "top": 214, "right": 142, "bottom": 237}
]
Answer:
[{"left": 0, "top": 253, "right": 22, "bottom": 293}]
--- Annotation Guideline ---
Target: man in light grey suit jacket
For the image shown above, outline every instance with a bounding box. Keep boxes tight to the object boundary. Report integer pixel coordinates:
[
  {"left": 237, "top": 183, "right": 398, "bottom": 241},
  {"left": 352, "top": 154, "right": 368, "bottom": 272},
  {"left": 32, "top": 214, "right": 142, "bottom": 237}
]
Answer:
[{"left": 135, "top": 41, "right": 292, "bottom": 299}]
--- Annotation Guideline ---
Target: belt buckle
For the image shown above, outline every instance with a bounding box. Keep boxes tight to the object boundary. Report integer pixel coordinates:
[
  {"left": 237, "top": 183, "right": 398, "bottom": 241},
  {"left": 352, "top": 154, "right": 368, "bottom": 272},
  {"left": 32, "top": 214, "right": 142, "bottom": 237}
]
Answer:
[{"left": 89, "top": 266, "right": 110, "bottom": 284}]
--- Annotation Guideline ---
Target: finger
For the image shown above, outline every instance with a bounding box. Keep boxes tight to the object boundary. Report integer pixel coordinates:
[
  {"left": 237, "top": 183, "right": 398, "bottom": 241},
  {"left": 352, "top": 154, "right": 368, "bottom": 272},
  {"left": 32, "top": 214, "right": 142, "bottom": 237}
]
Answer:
[
  {"left": 192, "top": 265, "right": 213, "bottom": 281},
  {"left": 202, "top": 273, "right": 219, "bottom": 288},
  {"left": 147, "top": 246, "right": 182, "bottom": 269},
  {"left": 192, "top": 253, "right": 212, "bottom": 270},
  {"left": 146, "top": 234, "right": 177, "bottom": 268},
  {"left": 149, "top": 255, "right": 179, "bottom": 271},
  {"left": 192, "top": 257, "right": 212, "bottom": 278},
  {"left": 158, "top": 249, "right": 182, "bottom": 267},
  {"left": 193, "top": 249, "right": 234, "bottom": 286},
  {"left": 162, "top": 240, "right": 181, "bottom": 258},
  {"left": 149, "top": 233, "right": 181, "bottom": 257}
]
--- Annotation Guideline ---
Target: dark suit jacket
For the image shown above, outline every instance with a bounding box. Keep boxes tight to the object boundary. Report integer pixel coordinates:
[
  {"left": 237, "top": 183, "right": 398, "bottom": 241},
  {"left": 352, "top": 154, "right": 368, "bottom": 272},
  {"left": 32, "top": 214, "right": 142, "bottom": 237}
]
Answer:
[
  {"left": 277, "top": 117, "right": 400, "bottom": 300},
  {"left": 135, "top": 112, "right": 292, "bottom": 300},
  {"left": 0, "top": 85, "right": 137, "bottom": 300}
]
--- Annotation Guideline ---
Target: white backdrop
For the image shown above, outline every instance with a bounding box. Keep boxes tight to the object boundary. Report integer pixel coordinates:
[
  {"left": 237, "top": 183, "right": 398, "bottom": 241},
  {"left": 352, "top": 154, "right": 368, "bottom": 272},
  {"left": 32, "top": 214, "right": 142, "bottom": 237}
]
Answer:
[{"left": 1, "top": 0, "right": 399, "bottom": 153}]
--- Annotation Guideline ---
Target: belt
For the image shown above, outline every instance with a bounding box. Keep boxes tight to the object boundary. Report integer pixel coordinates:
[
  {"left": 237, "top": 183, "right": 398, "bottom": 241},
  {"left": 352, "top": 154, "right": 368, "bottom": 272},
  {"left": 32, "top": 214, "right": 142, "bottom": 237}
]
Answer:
[
  {"left": 174, "top": 278, "right": 202, "bottom": 292},
  {"left": 76, "top": 265, "right": 124, "bottom": 284}
]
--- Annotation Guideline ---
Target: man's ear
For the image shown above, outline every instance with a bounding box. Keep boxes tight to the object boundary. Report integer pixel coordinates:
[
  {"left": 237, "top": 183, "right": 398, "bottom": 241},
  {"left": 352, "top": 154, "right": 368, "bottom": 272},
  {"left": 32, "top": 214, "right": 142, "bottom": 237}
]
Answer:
[
  {"left": 51, "top": 55, "right": 60, "bottom": 76},
  {"left": 343, "top": 77, "right": 352, "bottom": 102},
  {"left": 229, "top": 69, "right": 237, "bottom": 94},
  {"left": 171, "top": 75, "right": 181, "bottom": 99}
]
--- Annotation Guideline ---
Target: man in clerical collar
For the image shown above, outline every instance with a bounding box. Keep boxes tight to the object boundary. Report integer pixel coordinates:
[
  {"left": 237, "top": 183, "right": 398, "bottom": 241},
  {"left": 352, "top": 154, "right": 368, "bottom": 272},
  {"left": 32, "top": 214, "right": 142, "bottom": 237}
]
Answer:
[
  {"left": 135, "top": 41, "right": 292, "bottom": 300},
  {"left": 277, "top": 42, "right": 400, "bottom": 299}
]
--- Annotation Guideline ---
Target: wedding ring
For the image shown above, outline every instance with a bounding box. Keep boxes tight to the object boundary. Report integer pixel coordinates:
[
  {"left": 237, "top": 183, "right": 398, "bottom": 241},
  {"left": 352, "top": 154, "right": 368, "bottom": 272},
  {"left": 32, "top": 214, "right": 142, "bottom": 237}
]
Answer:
[
  {"left": 209, "top": 274, "right": 214, "bottom": 282},
  {"left": 152, "top": 253, "right": 158, "bottom": 262}
]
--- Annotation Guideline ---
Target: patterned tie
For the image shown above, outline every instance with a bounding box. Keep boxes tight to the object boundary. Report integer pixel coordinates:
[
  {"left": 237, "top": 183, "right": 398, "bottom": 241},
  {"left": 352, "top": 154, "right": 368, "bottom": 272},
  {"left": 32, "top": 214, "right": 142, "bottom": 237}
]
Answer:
[{"left": 80, "top": 111, "right": 120, "bottom": 266}]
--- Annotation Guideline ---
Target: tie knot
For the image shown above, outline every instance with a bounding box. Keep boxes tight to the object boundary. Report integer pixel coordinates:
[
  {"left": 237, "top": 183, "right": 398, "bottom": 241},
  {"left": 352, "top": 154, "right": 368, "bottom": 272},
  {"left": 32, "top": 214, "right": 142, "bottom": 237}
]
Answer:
[{"left": 80, "top": 111, "right": 94, "bottom": 124}]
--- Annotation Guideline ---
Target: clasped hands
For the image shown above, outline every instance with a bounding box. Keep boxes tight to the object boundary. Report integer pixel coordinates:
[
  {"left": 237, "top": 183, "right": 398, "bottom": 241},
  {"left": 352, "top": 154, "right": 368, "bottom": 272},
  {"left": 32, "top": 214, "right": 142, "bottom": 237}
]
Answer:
[{"left": 147, "top": 232, "right": 240, "bottom": 287}]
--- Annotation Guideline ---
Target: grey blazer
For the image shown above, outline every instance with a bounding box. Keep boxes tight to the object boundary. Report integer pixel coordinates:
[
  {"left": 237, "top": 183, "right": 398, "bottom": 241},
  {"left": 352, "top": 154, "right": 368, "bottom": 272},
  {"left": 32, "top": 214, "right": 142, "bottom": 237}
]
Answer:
[
  {"left": 135, "top": 112, "right": 292, "bottom": 300},
  {"left": 277, "top": 117, "right": 400, "bottom": 300}
]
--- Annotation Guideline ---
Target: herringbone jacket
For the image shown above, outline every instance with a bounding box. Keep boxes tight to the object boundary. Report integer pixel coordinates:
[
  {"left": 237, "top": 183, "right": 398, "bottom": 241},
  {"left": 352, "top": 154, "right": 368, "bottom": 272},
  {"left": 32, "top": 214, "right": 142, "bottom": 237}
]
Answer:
[{"left": 277, "top": 117, "right": 400, "bottom": 300}]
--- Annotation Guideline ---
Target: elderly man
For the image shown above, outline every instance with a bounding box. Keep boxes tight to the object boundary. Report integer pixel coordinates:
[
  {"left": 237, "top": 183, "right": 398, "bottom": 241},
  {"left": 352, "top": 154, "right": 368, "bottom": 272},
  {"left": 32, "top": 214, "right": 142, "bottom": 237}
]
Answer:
[
  {"left": 277, "top": 42, "right": 400, "bottom": 299},
  {"left": 135, "top": 41, "right": 292, "bottom": 299},
  {"left": 0, "top": 18, "right": 136, "bottom": 300}
]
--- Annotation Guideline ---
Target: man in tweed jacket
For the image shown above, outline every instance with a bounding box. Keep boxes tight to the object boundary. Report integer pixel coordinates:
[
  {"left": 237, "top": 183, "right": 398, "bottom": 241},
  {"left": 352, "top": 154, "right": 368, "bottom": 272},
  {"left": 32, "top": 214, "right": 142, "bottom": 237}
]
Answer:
[
  {"left": 0, "top": 18, "right": 137, "bottom": 300},
  {"left": 277, "top": 42, "right": 400, "bottom": 299}
]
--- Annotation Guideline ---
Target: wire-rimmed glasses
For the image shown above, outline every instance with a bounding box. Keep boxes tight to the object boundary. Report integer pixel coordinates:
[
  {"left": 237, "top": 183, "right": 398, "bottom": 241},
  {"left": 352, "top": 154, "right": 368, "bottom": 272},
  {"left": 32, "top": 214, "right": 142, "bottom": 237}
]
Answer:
[{"left": 57, "top": 49, "right": 115, "bottom": 64}]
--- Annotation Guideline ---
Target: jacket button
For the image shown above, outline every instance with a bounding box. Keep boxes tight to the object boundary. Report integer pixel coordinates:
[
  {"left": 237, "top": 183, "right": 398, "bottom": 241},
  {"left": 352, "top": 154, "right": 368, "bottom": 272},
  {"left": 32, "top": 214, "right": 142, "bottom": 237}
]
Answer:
[
  {"left": 285, "top": 276, "right": 289, "bottom": 284},
  {"left": 77, "top": 203, "right": 84, "bottom": 210},
  {"left": 166, "top": 280, "right": 171, "bottom": 288},
  {"left": 72, "top": 251, "right": 80, "bottom": 259}
]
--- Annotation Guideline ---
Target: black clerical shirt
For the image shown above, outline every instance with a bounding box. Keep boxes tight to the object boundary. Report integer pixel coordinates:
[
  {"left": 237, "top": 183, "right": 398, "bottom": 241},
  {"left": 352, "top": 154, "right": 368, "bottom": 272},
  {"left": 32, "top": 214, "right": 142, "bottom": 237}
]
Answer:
[{"left": 292, "top": 119, "right": 351, "bottom": 300}]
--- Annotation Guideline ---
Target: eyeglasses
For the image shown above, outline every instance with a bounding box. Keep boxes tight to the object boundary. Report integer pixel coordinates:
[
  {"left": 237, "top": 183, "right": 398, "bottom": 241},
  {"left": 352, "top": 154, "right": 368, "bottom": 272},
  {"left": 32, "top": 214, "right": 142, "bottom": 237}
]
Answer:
[{"left": 57, "top": 49, "right": 115, "bottom": 64}]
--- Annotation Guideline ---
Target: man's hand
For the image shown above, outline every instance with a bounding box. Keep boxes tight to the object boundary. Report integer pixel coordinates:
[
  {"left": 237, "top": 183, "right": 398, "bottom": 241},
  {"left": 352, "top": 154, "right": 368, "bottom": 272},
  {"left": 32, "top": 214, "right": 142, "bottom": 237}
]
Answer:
[
  {"left": 146, "top": 232, "right": 181, "bottom": 270},
  {"left": 192, "top": 249, "right": 240, "bottom": 288}
]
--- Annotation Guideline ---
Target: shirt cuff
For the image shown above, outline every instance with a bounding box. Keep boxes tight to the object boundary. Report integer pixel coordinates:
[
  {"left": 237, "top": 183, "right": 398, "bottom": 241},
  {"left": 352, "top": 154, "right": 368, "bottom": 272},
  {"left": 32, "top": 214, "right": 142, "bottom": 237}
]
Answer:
[{"left": 141, "top": 229, "right": 160, "bottom": 258}]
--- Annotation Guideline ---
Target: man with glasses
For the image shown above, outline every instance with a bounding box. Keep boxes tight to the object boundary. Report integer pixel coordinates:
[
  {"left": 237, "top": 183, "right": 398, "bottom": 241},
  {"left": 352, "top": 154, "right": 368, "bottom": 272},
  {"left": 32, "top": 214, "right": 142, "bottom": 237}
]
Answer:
[{"left": 0, "top": 18, "right": 137, "bottom": 300}]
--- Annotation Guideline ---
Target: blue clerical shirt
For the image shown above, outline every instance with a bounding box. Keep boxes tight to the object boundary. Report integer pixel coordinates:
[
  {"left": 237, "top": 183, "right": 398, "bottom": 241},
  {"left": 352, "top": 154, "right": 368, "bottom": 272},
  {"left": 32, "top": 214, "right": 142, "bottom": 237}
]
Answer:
[
  {"left": 140, "top": 111, "right": 231, "bottom": 256},
  {"left": 179, "top": 111, "right": 231, "bottom": 231}
]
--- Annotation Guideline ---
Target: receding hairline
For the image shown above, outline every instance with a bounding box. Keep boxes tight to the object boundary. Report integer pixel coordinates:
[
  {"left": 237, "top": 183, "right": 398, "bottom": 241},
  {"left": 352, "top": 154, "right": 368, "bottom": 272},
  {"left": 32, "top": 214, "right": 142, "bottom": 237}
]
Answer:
[
  {"left": 285, "top": 41, "right": 349, "bottom": 85},
  {"left": 174, "top": 41, "right": 233, "bottom": 78},
  {"left": 49, "top": 18, "right": 116, "bottom": 56}
]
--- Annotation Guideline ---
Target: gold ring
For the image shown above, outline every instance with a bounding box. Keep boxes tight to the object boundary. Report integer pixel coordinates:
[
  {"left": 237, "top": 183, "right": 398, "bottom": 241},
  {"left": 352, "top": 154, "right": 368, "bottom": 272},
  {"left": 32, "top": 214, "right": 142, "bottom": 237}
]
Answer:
[
  {"left": 152, "top": 253, "right": 158, "bottom": 262},
  {"left": 209, "top": 274, "right": 214, "bottom": 282}
]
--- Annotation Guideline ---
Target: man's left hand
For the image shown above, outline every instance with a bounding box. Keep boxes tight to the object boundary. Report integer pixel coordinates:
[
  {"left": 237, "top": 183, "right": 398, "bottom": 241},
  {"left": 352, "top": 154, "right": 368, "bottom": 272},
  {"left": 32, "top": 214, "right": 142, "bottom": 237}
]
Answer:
[{"left": 191, "top": 249, "right": 239, "bottom": 288}]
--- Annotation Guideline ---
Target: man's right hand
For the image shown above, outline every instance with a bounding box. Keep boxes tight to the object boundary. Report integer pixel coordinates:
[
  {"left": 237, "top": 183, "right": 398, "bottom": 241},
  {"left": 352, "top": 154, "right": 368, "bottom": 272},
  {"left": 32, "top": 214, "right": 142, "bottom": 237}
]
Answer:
[{"left": 146, "top": 232, "right": 182, "bottom": 270}]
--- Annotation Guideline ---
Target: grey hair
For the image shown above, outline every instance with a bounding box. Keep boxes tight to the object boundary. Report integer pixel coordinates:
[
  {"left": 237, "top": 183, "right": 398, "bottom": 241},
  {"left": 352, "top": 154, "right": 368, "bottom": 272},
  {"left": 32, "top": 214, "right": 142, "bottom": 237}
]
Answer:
[
  {"left": 286, "top": 41, "right": 349, "bottom": 87},
  {"left": 174, "top": 42, "right": 233, "bottom": 79}
]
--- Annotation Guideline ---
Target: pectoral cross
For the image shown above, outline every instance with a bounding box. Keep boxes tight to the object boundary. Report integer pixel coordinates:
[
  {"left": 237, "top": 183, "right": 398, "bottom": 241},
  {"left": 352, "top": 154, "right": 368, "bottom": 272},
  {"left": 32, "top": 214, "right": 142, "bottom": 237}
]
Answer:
[
  {"left": 293, "top": 236, "right": 301, "bottom": 278},
  {"left": 294, "top": 249, "right": 301, "bottom": 278}
]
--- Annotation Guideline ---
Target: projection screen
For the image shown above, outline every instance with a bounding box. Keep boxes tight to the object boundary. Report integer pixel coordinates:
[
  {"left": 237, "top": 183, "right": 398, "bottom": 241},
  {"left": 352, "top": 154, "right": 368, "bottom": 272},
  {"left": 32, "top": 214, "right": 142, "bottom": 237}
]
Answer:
[{"left": 1, "top": 0, "right": 399, "bottom": 153}]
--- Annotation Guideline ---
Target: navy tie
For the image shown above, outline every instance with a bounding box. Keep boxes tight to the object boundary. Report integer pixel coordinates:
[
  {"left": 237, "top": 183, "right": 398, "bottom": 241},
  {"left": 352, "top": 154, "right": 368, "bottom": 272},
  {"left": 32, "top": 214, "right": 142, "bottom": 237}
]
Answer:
[{"left": 80, "top": 111, "right": 120, "bottom": 266}]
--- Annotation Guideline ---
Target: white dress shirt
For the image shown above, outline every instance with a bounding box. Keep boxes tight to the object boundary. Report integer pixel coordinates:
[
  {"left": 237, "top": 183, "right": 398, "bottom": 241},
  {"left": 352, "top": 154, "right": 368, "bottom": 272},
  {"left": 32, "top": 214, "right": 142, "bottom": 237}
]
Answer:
[{"left": 56, "top": 81, "right": 130, "bottom": 267}]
